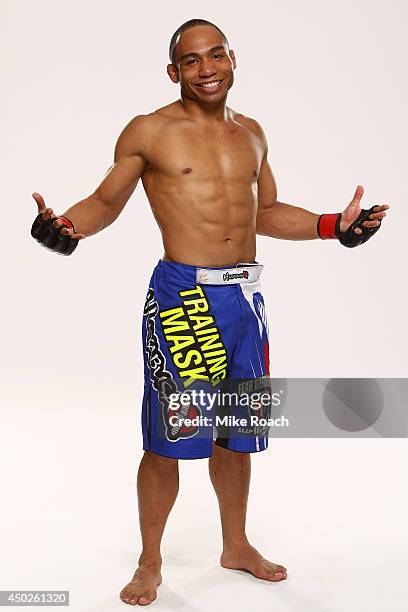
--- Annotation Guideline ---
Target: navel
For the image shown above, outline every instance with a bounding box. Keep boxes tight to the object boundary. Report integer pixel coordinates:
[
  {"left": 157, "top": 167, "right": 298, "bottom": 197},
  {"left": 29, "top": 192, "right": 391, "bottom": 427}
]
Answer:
[
  {"left": 253, "top": 169, "right": 258, "bottom": 177},
  {"left": 182, "top": 167, "right": 193, "bottom": 174}
]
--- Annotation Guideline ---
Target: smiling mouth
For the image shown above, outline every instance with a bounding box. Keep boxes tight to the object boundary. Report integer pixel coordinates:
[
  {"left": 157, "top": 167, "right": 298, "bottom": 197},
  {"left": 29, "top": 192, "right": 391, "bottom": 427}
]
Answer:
[{"left": 195, "top": 79, "right": 223, "bottom": 89}]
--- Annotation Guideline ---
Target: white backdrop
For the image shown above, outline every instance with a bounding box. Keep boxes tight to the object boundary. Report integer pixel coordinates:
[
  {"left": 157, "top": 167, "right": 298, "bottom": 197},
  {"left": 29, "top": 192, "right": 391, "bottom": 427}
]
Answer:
[{"left": 1, "top": 1, "right": 407, "bottom": 611}]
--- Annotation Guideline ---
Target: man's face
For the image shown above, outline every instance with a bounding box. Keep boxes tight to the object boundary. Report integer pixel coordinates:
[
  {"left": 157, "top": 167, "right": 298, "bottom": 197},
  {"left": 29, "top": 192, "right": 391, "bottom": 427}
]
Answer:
[{"left": 167, "top": 25, "right": 236, "bottom": 104}]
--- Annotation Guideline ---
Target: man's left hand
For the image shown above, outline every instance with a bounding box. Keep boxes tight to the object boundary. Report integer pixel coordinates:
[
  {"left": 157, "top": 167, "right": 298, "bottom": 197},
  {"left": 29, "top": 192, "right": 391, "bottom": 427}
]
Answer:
[{"left": 340, "top": 185, "right": 390, "bottom": 235}]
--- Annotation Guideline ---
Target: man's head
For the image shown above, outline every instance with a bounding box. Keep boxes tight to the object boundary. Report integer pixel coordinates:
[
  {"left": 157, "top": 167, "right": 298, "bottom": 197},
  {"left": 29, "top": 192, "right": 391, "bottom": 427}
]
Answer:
[{"left": 167, "top": 19, "right": 236, "bottom": 105}]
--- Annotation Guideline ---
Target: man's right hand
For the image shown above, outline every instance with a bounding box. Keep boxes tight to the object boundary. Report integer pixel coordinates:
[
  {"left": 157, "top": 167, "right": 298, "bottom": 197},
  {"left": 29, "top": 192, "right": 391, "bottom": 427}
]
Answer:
[{"left": 31, "top": 192, "right": 85, "bottom": 256}]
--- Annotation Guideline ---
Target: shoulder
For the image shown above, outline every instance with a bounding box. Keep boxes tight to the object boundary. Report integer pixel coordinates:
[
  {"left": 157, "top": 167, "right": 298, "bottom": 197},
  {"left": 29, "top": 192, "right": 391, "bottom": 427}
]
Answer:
[
  {"left": 230, "top": 109, "right": 268, "bottom": 150},
  {"left": 115, "top": 114, "right": 149, "bottom": 160},
  {"left": 114, "top": 102, "right": 184, "bottom": 161},
  {"left": 114, "top": 113, "right": 159, "bottom": 160}
]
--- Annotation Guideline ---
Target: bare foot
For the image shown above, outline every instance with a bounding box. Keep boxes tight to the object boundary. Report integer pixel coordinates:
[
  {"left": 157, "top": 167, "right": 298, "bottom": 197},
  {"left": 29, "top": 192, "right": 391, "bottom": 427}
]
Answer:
[
  {"left": 120, "top": 562, "right": 162, "bottom": 606},
  {"left": 221, "top": 542, "right": 287, "bottom": 582}
]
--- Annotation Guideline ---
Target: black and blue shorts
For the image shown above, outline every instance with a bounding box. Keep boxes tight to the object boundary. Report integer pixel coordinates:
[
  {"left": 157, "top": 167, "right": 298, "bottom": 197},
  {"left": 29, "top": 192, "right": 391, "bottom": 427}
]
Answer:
[{"left": 141, "top": 260, "right": 271, "bottom": 459}]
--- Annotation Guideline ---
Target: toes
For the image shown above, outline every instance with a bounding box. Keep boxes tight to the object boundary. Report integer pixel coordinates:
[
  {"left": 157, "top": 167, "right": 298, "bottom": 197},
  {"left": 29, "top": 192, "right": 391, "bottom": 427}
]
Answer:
[
  {"left": 254, "top": 565, "right": 284, "bottom": 581},
  {"left": 267, "top": 571, "right": 284, "bottom": 582},
  {"left": 263, "top": 564, "right": 287, "bottom": 581},
  {"left": 120, "top": 590, "right": 142, "bottom": 605},
  {"left": 138, "top": 591, "right": 157, "bottom": 606}
]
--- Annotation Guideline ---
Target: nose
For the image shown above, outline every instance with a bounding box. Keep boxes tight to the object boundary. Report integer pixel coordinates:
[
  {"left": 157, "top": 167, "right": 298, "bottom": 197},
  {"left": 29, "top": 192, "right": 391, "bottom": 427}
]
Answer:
[{"left": 198, "top": 58, "right": 217, "bottom": 78}]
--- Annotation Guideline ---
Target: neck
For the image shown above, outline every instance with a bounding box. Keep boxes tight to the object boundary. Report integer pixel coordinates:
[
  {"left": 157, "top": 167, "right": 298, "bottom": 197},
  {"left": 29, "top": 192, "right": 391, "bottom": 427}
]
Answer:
[{"left": 178, "top": 94, "right": 230, "bottom": 122}]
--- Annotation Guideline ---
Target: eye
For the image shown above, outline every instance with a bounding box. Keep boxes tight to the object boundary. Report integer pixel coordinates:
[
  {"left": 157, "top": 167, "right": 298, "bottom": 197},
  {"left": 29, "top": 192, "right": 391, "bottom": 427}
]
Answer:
[
  {"left": 213, "top": 54, "right": 224, "bottom": 59},
  {"left": 187, "top": 59, "right": 198, "bottom": 64}
]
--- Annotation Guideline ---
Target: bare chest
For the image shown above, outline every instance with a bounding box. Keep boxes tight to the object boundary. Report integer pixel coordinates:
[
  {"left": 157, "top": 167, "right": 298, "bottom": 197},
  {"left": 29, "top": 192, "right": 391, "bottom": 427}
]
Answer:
[{"left": 147, "top": 122, "right": 264, "bottom": 182}]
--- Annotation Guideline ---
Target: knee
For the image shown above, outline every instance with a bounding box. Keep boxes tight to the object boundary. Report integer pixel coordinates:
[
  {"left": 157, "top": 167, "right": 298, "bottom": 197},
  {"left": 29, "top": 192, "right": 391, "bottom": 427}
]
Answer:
[
  {"left": 213, "top": 444, "right": 248, "bottom": 461},
  {"left": 143, "top": 450, "right": 178, "bottom": 471},
  {"left": 224, "top": 449, "right": 250, "bottom": 471}
]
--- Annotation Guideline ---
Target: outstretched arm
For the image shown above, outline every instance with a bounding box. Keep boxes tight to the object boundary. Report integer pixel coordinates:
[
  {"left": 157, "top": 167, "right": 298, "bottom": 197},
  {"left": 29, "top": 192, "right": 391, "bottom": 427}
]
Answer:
[
  {"left": 32, "top": 114, "right": 150, "bottom": 239},
  {"left": 254, "top": 126, "right": 389, "bottom": 242},
  {"left": 255, "top": 154, "right": 320, "bottom": 240}
]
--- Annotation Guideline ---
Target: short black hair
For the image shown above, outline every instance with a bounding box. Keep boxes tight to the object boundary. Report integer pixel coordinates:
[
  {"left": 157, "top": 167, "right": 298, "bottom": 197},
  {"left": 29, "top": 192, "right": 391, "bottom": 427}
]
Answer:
[{"left": 169, "top": 18, "right": 228, "bottom": 64}]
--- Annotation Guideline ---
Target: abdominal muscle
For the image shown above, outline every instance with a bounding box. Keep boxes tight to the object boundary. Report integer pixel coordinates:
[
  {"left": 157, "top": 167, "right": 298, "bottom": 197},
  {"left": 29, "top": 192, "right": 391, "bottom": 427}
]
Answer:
[
  {"left": 162, "top": 221, "right": 256, "bottom": 267},
  {"left": 142, "top": 173, "right": 258, "bottom": 267}
]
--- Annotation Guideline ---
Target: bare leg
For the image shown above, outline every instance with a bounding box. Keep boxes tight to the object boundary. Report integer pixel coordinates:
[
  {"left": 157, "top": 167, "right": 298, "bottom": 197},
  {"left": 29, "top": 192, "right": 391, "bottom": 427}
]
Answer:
[
  {"left": 209, "top": 443, "right": 287, "bottom": 582},
  {"left": 120, "top": 451, "right": 179, "bottom": 606}
]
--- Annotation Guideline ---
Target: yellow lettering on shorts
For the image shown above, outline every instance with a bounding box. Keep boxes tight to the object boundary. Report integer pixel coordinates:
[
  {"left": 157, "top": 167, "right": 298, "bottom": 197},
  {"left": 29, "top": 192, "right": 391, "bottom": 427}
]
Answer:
[
  {"left": 203, "top": 349, "right": 226, "bottom": 358},
  {"left": 159, "top": 307, "right": 190, "bottom": 334},
  {"left": 165, "top": 334, "right": 195, "bottom": 353},
  {"left": 189, "top": 315, "right": 214, "bottom": 331},
  {"left": 183, "top": 298, "right": 209, "bottom": 314},
  {"left": 211, "top": 369, "right": 227, "bottom": 385},
  {"left": 195, "top": 327, "right": 218, "bottom": 336},
  {"left": 173, "top": 349, "right": 203, "bottom": 369},
  {"left": 199, "top": 334, "right": 224, "bottom": 352},
  {"left": 179, "top": 285, "right": 204, "bottom": 298},
  {"left": 208, "top": 356, "right": 228, "bottom": 374},
  {"left": 179, "top": 367, "right": 209, "bottom": 388}
]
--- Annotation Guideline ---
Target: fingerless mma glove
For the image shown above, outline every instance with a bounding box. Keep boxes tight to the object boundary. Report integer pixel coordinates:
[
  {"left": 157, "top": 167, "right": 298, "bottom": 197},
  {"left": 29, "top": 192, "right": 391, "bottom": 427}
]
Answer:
[
  {"left": 317, "top": 206, "right": 382, "bottom": 247},
  {"left": 31, "top": 214, "right": 78, "bottom": 255}
]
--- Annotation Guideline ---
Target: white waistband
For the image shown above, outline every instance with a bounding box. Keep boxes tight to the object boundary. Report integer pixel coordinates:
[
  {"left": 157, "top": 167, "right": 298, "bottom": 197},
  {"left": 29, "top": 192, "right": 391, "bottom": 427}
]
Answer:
[{"left": 196, "top": 263, "right": 263, "bottom": 285}]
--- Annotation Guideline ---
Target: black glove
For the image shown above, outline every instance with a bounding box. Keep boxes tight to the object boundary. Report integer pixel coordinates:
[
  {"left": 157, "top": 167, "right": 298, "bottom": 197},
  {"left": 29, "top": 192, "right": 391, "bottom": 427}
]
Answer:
[
  {"left": 31, "top": 214, "right": 79, "bottom": 255},
  {"left": 318, "top": 205, "right": 383, "bottom": 248},
  {"left": 335, "top": 206, "right": 383, "bottom": 248}
]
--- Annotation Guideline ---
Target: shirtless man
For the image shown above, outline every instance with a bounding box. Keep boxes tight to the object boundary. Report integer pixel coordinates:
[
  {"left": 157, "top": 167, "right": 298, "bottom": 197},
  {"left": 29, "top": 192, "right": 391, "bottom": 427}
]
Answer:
[{"left": 31, "top": 18, "right": 389, "bottom": 607}]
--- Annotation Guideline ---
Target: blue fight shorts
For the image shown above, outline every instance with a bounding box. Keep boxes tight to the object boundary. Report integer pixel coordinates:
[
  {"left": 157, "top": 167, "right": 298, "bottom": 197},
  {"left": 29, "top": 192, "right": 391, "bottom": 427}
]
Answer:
[{"left": 141, "top": 260, "right": 271, "bottom": 459}]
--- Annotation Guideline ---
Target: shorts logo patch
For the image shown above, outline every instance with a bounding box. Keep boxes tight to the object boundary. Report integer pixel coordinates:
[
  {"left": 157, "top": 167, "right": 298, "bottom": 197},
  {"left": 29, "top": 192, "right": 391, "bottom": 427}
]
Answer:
[
  {"left": 144, "top": 288, "right": 201, "bottom": 442},
  {"left": 197, "top": 271, "right": 208, "bottom": 283},
  {"left": 223, "top": 270, "right": 249, "bottom": 282}
]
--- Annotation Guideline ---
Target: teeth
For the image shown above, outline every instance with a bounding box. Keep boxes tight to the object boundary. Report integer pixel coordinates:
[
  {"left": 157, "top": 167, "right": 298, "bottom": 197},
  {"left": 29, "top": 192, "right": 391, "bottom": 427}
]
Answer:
[{"left": 198, "top": 80, "right": 222, "bottom": 88}]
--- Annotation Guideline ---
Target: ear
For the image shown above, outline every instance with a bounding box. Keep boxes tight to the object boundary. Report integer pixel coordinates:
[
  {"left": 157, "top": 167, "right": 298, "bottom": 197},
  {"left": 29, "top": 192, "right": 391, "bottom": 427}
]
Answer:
[
  {"left": 229, "top": 49, "right": 237, "bottom": 70},
  {"left": 167, "top": 63, "right": 180, "bottom": 83}
]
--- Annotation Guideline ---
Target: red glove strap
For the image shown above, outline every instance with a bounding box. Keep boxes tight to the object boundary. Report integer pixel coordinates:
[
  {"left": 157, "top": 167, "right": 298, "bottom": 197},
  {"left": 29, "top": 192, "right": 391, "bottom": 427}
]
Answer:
[
  {"left": 317, "top": 213, "right": 339, "bottom": 239},
  {"left": 58, "top": 215, "right": 75, "bottom": 231}
]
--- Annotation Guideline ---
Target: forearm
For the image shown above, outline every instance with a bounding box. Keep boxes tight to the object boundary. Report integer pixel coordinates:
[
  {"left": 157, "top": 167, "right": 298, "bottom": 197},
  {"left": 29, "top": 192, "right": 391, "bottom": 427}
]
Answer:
[
  {"left": 61, "top": 193, "right": 116, "bottom": 237},
  {"left": 256, "top": 201, "right": 320, "bottom": 240}
]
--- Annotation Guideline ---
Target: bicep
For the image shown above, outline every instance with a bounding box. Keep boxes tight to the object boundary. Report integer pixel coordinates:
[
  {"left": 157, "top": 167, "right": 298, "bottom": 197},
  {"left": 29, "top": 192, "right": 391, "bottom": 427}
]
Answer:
[
  {"left": 246, "top": 116, "right": 277, "bottom": 211},
  {"left": 94, "top": 115, "right": 149, "bottom": 214},
  {"left": 257, "top": 155, "right": 278, "bottom": 211},
  {"left": 95, "top": 154, "right": 146, "bottom": 212}
]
